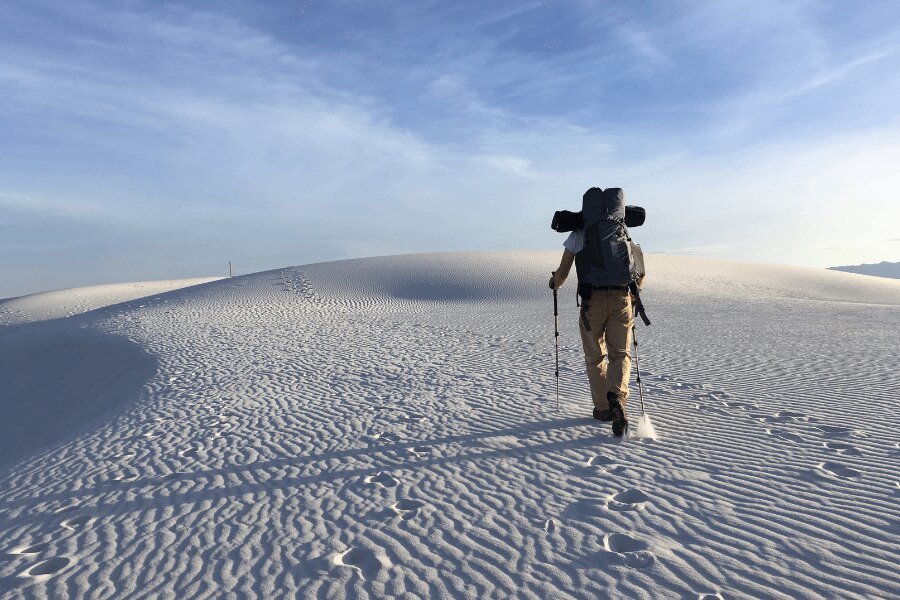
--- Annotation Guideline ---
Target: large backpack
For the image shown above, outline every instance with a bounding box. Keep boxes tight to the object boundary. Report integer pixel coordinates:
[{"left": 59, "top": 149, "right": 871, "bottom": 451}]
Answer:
[{"left": 574, "top": 188, "right": 637, "bottom": 286}]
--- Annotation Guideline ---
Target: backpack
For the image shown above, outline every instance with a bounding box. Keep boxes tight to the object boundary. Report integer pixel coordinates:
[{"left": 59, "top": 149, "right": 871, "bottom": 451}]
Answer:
[{"left": 574, "top": 188, "right": 638, "bottom": 287}]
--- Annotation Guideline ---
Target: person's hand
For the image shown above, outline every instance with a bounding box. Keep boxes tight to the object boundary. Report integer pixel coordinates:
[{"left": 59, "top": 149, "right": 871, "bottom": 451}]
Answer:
[{"left": 549, "top": 273, "right": 565, "bottom": 290}]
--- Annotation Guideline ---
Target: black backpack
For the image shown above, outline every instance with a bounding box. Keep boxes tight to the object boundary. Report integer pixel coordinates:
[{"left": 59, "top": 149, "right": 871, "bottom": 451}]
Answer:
[
  {"left": 574, "top": 188, "right": 635, "bottom": 287},
  {"left": 553, "top": 187, "right": 650, "bottom": 325}
]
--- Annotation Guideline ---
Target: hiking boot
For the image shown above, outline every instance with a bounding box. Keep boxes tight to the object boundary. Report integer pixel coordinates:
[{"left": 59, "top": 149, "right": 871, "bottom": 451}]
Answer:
[
  {"left": 592, "top": 407, "right": 613, "bottom": 422},
  {"left": 607, "top": 392, "right": 628, "bottom": 437}
]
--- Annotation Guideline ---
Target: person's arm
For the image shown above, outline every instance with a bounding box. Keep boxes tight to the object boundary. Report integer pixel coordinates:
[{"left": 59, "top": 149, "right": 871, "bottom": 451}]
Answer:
[{"left": 549, "top": 249, "right": 575, "bottom": 289}]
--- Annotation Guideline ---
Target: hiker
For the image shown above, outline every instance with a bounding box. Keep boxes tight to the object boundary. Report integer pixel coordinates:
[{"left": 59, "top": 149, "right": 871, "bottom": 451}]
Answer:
[{"left": 549, "top": 187, "right": 639, "bottom": 437}]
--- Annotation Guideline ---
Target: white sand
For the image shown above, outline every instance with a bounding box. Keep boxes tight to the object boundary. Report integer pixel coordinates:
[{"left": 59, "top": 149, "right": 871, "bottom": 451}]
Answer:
[
  {"left": 0, "top": 278, "right": 224, "bottom": 326},
  {"left": 630, "top": 414, "right": 658, "bottom": 440},
  {"left": 0, "top": 251, "right": 898, "bottom": 599}
]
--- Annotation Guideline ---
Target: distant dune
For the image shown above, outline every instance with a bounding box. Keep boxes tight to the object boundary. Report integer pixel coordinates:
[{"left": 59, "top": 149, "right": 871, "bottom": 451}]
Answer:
[
  {"left": 0, "top": 277, "right": 224, "bottom": 326},
  {"left": 829, "top": 260, "right": 900, "bottom": 279}
]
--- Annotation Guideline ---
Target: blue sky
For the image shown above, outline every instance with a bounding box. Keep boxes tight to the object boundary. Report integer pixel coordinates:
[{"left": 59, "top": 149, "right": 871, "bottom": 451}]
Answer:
[{"left": 1, "top": 0, "right": 899, "bottom": 297}]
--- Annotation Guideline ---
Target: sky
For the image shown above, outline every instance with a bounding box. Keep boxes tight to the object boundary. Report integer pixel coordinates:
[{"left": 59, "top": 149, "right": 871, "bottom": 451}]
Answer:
[{"left": 1, "top": 0, "right": 899, "bottom": 298}]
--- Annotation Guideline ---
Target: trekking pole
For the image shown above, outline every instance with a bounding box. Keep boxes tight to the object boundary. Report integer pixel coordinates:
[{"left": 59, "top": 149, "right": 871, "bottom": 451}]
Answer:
[
  {"left": 552, "top": 272, "right": 560, "bottom": 411},
  {"left": 632, "top": 325, "right": 646, "bottom": 415}
]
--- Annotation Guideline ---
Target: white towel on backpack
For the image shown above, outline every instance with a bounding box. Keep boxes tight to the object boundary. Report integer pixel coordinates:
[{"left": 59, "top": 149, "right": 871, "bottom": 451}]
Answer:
[{"left": 563, "top": 229, "right": 585, "bottom": 254}]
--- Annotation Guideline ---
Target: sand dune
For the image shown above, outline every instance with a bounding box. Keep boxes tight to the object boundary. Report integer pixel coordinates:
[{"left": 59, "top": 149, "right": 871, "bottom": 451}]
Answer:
[
  {"left": 0, "top": 252, "right": 897, "bottom": 599},
  {"left": 0, "top": 324, "right": 157, "bottom": 469},
  {"left": 0, "top": 278, "right": 224, "bottom": 326},
  {"left": 649, "top": 254, "right": 900, "bottom": 305}
]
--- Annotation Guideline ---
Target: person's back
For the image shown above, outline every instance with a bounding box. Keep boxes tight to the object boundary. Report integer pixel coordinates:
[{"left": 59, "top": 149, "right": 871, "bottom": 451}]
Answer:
[{"left": 550, "top": 187, "right": 636, "bottom": 436}]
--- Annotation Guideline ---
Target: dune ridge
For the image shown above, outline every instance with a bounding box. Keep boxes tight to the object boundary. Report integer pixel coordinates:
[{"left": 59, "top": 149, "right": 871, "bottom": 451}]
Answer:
[{"left": 0, "top": 277, "right": 224, "bottom": 326}]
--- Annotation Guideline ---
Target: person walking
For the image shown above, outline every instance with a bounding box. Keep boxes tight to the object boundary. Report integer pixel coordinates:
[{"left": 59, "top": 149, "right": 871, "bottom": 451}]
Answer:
[{"left": 549, "top": 187, "right": 636, "bottom": 437}]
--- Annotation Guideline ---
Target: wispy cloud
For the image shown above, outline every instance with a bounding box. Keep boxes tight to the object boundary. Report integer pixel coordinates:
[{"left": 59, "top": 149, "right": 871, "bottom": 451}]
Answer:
[{"left": 783, "top": 50, "right": 896, "bottom": 99}]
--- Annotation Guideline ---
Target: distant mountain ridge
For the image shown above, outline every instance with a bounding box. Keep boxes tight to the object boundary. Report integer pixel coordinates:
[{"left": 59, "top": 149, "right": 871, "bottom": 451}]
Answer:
[{"left": 828, "top": 261, "right": 900, "bottom": 280}]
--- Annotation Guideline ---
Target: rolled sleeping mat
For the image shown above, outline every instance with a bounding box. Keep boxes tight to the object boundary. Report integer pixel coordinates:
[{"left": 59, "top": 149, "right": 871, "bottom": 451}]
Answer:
[
  {"left": 552, "top": 204, "right": 645, "bottom": 231},
  {"left": 551, "top": 210, "right": 584, "bottom": 232},
  {"left": 625, "top": 205, "right": 645, "bottom": 227}
]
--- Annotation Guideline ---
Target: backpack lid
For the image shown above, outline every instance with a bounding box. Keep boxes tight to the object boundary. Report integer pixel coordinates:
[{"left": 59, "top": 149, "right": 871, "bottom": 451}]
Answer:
[{"left": 582, "top": 187, "right": 625, "bottom": 225}]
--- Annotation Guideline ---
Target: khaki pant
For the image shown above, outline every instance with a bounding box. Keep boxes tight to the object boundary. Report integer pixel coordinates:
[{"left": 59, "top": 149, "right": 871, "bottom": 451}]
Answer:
[{"left": 578, "top": 289, "right": 633, "bottom": 411}]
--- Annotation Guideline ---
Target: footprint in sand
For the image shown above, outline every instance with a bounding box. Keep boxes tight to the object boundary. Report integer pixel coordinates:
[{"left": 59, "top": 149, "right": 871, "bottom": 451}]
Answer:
[
  {"left": 673, "top": 381, "right": 706, "bottom": 391},
  {"left": 606, "top": 489, "right": 650, "bottom": 511},
  {"left": 9, "top": 542, "right": 50, "bottom": 556},
  {"left": 371, "top": 432, "right": 402, "bottom": 444},
  {"left": 721, "top": 400, "right": 757, "bottom": 410},
  {"left": 766, "top": 428, "right": 805, "bottom": 444},
  {"left": 178, "top": 445, "right": 206, "bottom": 459},
  {"left": 364, "top": 471, "right": 399, "bottom": 488},
  {"left": 815, "top": 425, "right": 865, "bottom": 439},
  {"left": 108, "top": 451, "right": 137, "bottom": 461},
  {"left": 694, "top": 404, "right": 730, "bottom": 416},
  {"left": 212, "top": 427, "right": 236, "bottom": 439},
  {"left": 408, "top": 446, "right": 431, "bottom": 458},
  {"left": 817, "top": 461, "right": 862, "bottom": 479},
  {"left": 823, "top": 441, "right": 862, "bottom": 456},
  {"left": 544, "top": 519, "right": 556, "bottom": 533},
  {"left": 602, "top": 533, "right": 655, "bottom": 569},
  {"left": 696, "top": 594, "right": 724, "bottom": 600},
  {"left": 108, "top": 469, "right": 140, "bottom": 483},
  {"left": 60, "top": 514, "right": 92, "bottom": 531},
  {"left": 691, "top": 391, "right": 734, "bottom": 404},
  {"left": 778, "top": 410, "right": 810, "bottom": 420},
  {"left": 692, "top": 392, "right": 751, "bottom": 412},
  {"left": 585, "top": 455, "right": 626, "bottom": 474},
  {"left": 332, "top": 546, "right": 390, "bottom": 579},
  {"left": 395, "top": 413, "right": 426, "bottom": 424},
  {"left": 762, "top": 411, "right": 812, "bottom": 424},
  {"left": 19, "top": 556, "right": 72, "bottom": 580},
  {"left": 390, "top": 499, "right": 425, "bottom": 521}
]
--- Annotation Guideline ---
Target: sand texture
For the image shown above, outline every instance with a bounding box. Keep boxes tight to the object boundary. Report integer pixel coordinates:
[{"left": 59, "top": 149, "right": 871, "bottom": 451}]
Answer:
[{"left": 0, "top": 251, "right": 898, "bottom": 599}]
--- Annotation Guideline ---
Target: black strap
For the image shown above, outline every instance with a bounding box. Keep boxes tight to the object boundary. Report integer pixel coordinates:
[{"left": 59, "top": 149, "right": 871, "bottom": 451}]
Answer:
[
  {"left": 629, "top": 282, "right": 651, "bottom": 326},
  {"left": 577, "top": 282, "right": 592, "bottom": 331}
]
